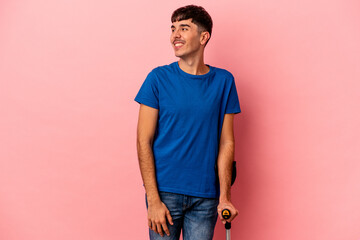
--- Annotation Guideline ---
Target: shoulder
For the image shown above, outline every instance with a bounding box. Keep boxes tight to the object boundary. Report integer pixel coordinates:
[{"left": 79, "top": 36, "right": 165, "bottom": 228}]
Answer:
[
  {"left": 145, "top": 62, "right": 178, "bottom": 85},
  {"left": 150, "top": 62, "right": 176, "bottom": 75}
]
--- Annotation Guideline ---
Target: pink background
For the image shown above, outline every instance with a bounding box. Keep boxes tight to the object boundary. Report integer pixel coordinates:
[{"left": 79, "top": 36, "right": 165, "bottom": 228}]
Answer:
[{"left": 1, "top": 0, "right": 359, "bottom": 239}]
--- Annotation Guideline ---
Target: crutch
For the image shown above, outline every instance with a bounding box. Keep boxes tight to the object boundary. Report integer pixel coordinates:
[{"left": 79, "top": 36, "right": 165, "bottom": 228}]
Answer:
[
  {"left": 221, "top": 161, "right": 237, "bottom": 240},
  {"left": 221, "top": 209, "right": 232, "bottom": 240}
]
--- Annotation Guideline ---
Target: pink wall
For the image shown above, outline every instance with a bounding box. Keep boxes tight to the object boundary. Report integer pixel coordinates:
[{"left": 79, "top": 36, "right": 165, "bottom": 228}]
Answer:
[{"left": 1, "top": 0, "right": 359, "bottom": 239}]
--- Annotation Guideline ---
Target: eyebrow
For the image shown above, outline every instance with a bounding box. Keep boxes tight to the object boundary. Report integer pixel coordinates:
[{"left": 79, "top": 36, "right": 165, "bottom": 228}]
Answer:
[{"left": 171, "top": 24, "right": 191, "bottom": 29}]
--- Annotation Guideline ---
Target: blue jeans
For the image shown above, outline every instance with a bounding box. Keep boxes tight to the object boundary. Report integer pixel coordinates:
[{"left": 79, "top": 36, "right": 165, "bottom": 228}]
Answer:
[{"left": 145, "top": 191, "right": 219, "bottom": 240}]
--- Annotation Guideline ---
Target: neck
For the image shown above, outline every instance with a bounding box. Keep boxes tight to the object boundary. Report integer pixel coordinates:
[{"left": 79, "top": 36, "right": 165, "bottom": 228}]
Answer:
[{"left": 178, "top": 57, "right": 209, "bottom": 75}]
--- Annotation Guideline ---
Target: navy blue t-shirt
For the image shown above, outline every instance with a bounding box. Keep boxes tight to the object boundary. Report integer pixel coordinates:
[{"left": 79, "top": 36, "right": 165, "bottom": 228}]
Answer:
[{"left": 134, "top": 61, "right": 241, "bottom": 198}]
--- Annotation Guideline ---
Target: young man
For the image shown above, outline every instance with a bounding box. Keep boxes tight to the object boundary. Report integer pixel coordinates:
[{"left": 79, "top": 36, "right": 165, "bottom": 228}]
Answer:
[{"left": 135, "top": 5, "right": 241, "bottom": 240}]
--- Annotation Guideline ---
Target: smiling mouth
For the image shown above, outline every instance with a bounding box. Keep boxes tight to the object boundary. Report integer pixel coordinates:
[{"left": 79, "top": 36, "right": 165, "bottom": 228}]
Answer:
[{"left": 174, "top": 43, "right": 184, "bottom": 50}]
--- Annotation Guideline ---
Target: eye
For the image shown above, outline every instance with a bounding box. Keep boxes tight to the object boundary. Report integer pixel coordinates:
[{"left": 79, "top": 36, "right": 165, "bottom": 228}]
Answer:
[{"left": 182, "top": 28, "right": 187, "bottom": 31}]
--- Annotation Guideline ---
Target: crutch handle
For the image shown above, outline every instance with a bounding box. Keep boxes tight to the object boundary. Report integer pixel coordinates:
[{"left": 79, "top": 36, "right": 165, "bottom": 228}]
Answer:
[
  {"left": 221, "top": 209, "right": 231, "bottom": 220},
  {"left": 221, "top": 209, "right": 232, "bottom": 229}
]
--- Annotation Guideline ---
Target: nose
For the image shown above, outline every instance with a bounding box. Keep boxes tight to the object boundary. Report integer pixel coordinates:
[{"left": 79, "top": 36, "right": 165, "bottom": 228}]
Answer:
[
  {"left": 172, "top": 28, "right": 181, "bottom": 39},
  {"left": 175, "top": 29, "right": 181, "bottom": 37}
]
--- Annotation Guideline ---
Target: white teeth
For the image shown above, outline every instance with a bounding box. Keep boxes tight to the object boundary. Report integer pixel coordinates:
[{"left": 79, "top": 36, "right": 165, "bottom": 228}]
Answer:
[{"left": 175, "top": 43, "right": 184, "bottom": 46}]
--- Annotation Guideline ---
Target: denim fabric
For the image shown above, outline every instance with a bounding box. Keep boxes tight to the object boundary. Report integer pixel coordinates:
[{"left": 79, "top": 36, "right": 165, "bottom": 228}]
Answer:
[{"left": 146, "top": 191, "right": 219, "bottom": 240}]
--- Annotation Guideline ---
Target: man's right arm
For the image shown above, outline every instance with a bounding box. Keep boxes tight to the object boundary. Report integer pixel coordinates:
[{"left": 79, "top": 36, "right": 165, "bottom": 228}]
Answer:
[{"left": 136, "top": 104, "right": 173, "bottom": 237}]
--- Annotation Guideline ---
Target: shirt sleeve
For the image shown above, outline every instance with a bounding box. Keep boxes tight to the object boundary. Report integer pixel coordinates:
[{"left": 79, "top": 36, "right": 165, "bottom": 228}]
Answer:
[
  {"left": 134, "top": 70, "right": 159, "bottom": 109},
  {"left": 225, "top": 75, "right": 241, "bottom": 114}
]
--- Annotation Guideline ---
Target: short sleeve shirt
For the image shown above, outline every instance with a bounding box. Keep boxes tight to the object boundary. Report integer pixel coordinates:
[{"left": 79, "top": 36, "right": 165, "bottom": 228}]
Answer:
[{"left": 134, "top": 61, "right": 241, "bottom": 198}]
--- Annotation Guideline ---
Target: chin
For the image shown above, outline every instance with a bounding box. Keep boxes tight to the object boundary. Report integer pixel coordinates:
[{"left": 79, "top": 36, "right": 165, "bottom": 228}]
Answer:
[{"left": 174, "top": 52, "right": 183, "bottom": 57}]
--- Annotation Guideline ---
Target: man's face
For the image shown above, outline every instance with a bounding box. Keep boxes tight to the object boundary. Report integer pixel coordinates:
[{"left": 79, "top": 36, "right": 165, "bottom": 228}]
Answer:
[{"left": 170, "top": 18, "right": 205, "bottom": 58}]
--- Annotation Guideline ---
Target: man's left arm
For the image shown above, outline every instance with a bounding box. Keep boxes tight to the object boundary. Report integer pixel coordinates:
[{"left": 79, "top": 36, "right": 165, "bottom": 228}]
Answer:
[{"left": 217, "top": 113, "right": 239, "bottom": 224}]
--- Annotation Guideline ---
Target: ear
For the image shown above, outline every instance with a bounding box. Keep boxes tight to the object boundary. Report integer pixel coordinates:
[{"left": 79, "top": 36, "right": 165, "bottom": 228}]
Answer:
[{"left": 200, "top": 31, "right": 210, "bottom": 46}]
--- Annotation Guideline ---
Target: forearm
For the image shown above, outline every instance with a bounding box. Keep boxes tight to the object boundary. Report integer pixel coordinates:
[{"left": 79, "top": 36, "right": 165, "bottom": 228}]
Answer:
[
  {"left": 137, "top": 140, "right": 173, "bottom": 236},
  {"left": 217, "top": 141, "right": 234, "bottom": 202},
  {"left": 137, "top": 140, "right": 160, "bottom": 204}
]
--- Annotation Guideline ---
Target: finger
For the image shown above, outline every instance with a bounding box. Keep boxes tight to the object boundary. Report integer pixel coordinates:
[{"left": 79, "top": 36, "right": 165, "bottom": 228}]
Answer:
[
  {"left": 148, "top": 219, "right": 151, "bottom": 228},
  {"left": 166, "top": 210, "right": 173, "bottom": 225},
  {"left": 162, "top": 222, "right": 170, "bottom": 236},
  {"left": 229, "top": 210, "right": 238, "bottom": 222},
  {"left": 233, "top": 210, "right": 239, "bottom": 220},
  {"left": 156, "top": 223, "right": 164, "bottom": 237},
  {"left": 218, "top": 211, "right": 226, "bottom": 224},
  {"left": 217, "top": 208, "right": 224, "bottom": 221},
  {"left": 151, "top": 221, "right": 157, "bottom": 234}
]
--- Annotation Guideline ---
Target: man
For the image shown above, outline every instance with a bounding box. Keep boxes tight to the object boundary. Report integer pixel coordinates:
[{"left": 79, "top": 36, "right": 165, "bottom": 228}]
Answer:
[{"left": 135, "top": 5, "right": 241, "bottom": 240}]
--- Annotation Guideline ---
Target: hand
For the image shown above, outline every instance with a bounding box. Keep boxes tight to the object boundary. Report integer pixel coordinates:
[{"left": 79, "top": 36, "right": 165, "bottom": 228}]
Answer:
[
  {"left": 147, "top": 200, "right": 173, "bottom": 237},
  {"left": 217, "top": 200, "right": 238, "bottom": 224}
]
